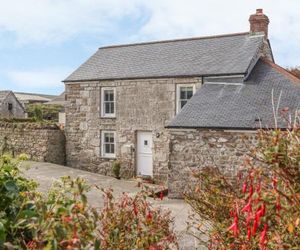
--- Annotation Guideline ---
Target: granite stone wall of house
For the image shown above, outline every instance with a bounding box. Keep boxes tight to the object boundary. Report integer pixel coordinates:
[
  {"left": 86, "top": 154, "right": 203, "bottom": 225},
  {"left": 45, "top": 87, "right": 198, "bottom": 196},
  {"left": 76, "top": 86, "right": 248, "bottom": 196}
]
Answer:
[
  {"left": 65, "top": 77, "right": 202, "bottom": 181},
  {"left": 0, "top": 122, "right": 65, "bottom": 165},
  {"left": 168, "top": 129, "right": 258, "bottom": 198}
]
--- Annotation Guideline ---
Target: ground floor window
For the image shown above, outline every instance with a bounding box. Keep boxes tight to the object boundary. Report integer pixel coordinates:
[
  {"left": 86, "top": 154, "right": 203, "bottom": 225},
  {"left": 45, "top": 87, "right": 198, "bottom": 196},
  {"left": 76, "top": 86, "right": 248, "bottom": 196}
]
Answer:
[{"left": 101, "top": 131, "right": 116, "bottom": 158}]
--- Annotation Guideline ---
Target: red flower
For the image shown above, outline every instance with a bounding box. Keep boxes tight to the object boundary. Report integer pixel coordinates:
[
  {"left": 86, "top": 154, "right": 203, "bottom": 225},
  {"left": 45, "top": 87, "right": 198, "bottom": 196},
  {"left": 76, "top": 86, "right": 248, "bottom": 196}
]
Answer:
[
  {"left": 246, "top": 211, "right": 252, "bottom": 226},
  {"left": 159, "top": 191, "right": 164, "bottom": 201},
  {"left": 272, "top": 177, "right": 278, "bottom": 189},
  {"left": 255, "top": 204, "right": 266, "bottom": 222},
  {"left": 252, "top": 218, "right": 258, "bottom": 235},
  {"left": 242, "top": 182, "right": 247, "bottom": 193},
  {"left": 241, "top": 200, "right": 252, "bottom": 213},
  {"left": 228, "top": 216, "right": 239, "bottom": 237},
  {"left": 149, "top": 245, "right": 159, "bottom": 250},
  {"left": 133, "top": 203, "right": 138, "bottom": 216},
  {"left": 247, "top": 226, "right": 252, "bottom": 240},
  {"left": 62, "top": 216, "right": 72, "bottom": 223},
  {"left": 147, "top": 211, "right": 153, "bottom": 221},
  {"left": 276, "top": 197, "right": 281, "bottom": 213},
  {"left": 27, "top": 240, "right": 36, "bottom": 249},
  {"left": 260, "top": 224, "right": 268, "bottom": 248},
  {"left": 249, "top": 185, "right": 254, "bottom": 197}
]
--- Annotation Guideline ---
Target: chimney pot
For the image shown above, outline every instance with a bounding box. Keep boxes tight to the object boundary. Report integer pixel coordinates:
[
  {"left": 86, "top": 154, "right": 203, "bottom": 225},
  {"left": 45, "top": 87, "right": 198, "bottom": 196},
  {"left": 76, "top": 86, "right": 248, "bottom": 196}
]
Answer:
[
  {"left": 256, "top": 9, "right": 263, "bottom": 14},
  {"left": 249, "top": 9, "right": 269, "bottom": 39}
]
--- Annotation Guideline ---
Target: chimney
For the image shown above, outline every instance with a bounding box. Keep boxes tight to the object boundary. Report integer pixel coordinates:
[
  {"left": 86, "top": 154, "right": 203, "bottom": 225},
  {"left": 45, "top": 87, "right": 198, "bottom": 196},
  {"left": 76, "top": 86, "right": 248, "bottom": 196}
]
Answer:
[{"left": 249, "top": 9, "right": 270, "bottom": 38}]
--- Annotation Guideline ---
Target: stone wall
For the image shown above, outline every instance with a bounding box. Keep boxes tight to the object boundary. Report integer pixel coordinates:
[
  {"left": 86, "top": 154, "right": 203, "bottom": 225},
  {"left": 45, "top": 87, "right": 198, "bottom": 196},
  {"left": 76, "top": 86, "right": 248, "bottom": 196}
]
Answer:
[
  {"left": 168, "top": 129, "right": 258, "bottom": 198},
  {"left": 0, "top": 122, "right": 65, "bottom": 165},
  {"left": 65, "top": 77, "right": 202, "bottom": 181}
]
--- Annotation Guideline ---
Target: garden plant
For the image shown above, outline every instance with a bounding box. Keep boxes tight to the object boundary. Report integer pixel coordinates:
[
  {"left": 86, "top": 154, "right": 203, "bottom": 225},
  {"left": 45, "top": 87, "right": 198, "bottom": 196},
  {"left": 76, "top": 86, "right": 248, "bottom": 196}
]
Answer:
[
  {"left": 0, "top": 154, "right": 177, "bottom": 249},
  {"left": 185, "top": 126, "right": 300, "bottom": 249}
]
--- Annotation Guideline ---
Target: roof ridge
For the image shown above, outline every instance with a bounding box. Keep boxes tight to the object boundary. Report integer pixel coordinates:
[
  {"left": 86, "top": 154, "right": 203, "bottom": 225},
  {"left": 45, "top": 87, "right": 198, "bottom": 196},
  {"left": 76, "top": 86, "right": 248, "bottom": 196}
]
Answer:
[
  {"left": 261, "top": 58, "right": 300, "bottom": 85},
  {"left": 0, "top": 90, "right": 13, "bottom": 99},
  {"left": 99, "top": 32, "right": 250, "bottom": 49}
]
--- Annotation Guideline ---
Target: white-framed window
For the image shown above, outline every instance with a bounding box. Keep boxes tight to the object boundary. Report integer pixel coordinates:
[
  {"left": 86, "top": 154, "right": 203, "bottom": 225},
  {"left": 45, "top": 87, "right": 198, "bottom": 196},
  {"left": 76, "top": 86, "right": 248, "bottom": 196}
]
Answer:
[
  {"left": 101, "top": 131, "right": 116, "bottom": 158},
  {"left": 101, "top": 87, "right": 116, "bottom": 117},
  {"left": 176, "top": 84, "right": 195, "bottom": 113}
]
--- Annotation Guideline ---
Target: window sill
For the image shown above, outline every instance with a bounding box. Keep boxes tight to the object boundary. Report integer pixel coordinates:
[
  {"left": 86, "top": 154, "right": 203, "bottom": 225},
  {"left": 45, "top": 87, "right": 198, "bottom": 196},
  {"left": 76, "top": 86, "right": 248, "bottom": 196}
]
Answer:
[
  {"left": 101, "top": 156, "right": 116, "bottom": 160},
  {"left": 100, "top": 116, "right": 116, "bottom": 119}
]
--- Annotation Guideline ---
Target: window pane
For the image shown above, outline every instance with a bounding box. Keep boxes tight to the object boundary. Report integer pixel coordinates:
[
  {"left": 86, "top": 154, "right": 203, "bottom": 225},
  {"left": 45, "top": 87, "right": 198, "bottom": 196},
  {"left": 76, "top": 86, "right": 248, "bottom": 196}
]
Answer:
[
  {"left": 109, "top": 135, "right": 114, "bottom": 143},
  {"left": 180, "top": 88, "right": 186, "bottom": 99},
  {"left": 109, "top": 92, "right": 114, "bottom": 101},
  {"left": 105, "top": 103, "right": 110, "bottom": 114},
  {"left": 104, "top": 91, "right": 109, "bottom": 101},
  {"left": 181, "top": 100, "right": 187, "bottom": 108},
  {"left": 104, "top": 134, "right": 110, "bottom": 143},
  {"left": 104, "top": 90, "right": 114, "bottom": 101},
  {"left": 111, "top": 144, "right": 115, "bottom": 154},
  {"left": 105, "top": 144, "right": 110, "bottom": 153},
  {"left": 110, "top": 102, "right": 114, "bottom": 113},
  {"left": 187, "top": 88, "right": 193, "bottom": 99}
]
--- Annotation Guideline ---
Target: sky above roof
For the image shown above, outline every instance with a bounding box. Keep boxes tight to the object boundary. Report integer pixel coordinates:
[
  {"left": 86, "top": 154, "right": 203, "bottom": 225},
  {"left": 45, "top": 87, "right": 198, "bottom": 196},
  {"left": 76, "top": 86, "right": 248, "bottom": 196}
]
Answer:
[{"left": 0, "top": 0, "right": 299, "bottom": 95}]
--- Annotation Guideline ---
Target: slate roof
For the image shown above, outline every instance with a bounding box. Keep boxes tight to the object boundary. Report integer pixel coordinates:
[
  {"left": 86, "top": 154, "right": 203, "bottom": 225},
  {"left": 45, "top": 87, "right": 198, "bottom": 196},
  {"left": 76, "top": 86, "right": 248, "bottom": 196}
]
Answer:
[
  {"left": 45, "top": 92, "right": 65, "bottom": 105},
  {"left": 0, "top": 91, "right": 12, "bottom": 103},
  {"left": 168, "top": 59, "right": 300, "bottom": 129},
  {"left": 0, "top": 90, "right": 25, "bottom": 111},
  {"left": 14, "top": 92, "right": 58, "bottom": 102},
  {"left": 64, "top": 32, "right": 264, "bottom": 82}
]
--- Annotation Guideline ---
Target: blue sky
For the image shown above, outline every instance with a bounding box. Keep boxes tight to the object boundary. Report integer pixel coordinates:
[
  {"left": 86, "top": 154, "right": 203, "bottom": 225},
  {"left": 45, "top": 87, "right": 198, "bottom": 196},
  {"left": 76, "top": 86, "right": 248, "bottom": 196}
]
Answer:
[{"left": 0, "top": 0, "right": 299, "bottom": 95}]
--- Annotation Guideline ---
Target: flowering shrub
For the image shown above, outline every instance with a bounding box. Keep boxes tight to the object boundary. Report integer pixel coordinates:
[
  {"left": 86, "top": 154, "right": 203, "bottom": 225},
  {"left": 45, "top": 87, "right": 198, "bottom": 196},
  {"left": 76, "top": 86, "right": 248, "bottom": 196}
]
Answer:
[
  {"left": 25, "top": 177, "right": 99, "bottom": 249},
  {"left": 185, "top": 128, "right": 300, "bottom": 249},
  {"left": 98, "top": 189, "right": 177, "bottom": 250},
  {"left": 0, "top": 154, "right": 37, "bottom": 248},
  {"left": 0, "top": 155, "right": 177, "bottom": 249}
]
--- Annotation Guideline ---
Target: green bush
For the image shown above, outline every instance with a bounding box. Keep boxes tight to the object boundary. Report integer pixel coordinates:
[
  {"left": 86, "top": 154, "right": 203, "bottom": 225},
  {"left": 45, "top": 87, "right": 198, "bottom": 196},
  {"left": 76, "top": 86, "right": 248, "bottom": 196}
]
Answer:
[
  {"left": 26, "top": 104, "right": 62, "bottom": 122},
  {"left": 112, "top": 161, "right": 121, "bottom": 179},
  {"left": 0, "top": 154, "right": 37, "bottom": 248},
  {"left": 0, "top": 155, "right": 177, "bottom": 249}
]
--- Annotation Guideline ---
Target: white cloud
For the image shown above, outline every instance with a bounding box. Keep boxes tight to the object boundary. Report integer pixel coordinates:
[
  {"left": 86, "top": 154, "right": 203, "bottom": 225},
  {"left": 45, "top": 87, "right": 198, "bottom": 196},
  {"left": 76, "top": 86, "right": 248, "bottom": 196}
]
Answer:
[
  {"left": 136, "top": 0, "right": 300, "bottom": 66},
  {"left": 6, "top": 68, "right": 70, "bottom": 89},
  {"left": 0, "top": 0, "right": 299, "bottom": 65},
  {"left": 0, "top": 0, "right": 142, "bottom": 45}
]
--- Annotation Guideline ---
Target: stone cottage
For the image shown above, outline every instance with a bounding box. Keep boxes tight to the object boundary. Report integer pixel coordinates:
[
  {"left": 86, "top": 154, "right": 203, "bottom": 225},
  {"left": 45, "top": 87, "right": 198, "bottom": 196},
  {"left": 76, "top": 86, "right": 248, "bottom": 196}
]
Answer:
[
  {"left": 64, "top": 9, "right": 300, "bottom": 197},
  {"left": 0, "top": 91, "right": 26, "bottom": 119}
]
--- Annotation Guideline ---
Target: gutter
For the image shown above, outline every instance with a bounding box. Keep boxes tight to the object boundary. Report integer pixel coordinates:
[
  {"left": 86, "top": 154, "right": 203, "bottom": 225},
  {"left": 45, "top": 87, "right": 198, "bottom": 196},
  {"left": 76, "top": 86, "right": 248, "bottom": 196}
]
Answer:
[
  {"left": 165, "top": 125, "right": 288, "bottom": 131},
  {"left": 63, "top": 72, "right": 247, "bottom": 84}
]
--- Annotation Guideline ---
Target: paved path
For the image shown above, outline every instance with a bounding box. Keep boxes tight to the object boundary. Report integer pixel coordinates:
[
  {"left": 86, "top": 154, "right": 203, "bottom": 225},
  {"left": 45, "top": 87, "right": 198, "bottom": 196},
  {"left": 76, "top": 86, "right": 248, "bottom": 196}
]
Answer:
[{"left": 21, "top": 161, "right": 203, "bottom": 249}]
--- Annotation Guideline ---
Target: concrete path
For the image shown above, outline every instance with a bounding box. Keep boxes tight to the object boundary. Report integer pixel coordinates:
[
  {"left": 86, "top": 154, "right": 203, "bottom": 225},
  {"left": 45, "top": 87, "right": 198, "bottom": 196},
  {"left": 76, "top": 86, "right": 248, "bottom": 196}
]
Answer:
[{"left": 21, "top": 161, "right": 203, "bottom": 249}]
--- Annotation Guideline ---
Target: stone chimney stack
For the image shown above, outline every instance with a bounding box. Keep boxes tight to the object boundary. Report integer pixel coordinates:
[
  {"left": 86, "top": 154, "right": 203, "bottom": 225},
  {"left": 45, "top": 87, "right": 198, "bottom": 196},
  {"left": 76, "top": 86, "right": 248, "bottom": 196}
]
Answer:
[{"left": 249, "top": 9, "right": 270, "bottom": 39}]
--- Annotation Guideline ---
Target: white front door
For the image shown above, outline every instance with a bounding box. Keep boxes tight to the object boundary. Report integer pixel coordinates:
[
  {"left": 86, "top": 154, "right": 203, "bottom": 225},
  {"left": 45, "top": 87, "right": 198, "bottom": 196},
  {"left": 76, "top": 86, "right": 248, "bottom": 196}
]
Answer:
[{"left": 137, "top": 131, "right": 153, "bottom": 176}]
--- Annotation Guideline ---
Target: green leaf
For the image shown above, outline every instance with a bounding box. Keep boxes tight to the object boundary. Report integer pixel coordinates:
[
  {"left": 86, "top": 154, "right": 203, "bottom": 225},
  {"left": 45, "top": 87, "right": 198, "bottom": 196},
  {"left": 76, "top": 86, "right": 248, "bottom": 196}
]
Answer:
[
  {"left": 0, "top": 221, "right": 6, "bottom": 241},
  {"left": 94, "top": 239, "right": 100, "bottom": 250},
  {"left": 18, "top": 209, "right": 37, "bottom": 219},
  {"left": 4, "top": 180, "right": 18, "bottom": 193}
]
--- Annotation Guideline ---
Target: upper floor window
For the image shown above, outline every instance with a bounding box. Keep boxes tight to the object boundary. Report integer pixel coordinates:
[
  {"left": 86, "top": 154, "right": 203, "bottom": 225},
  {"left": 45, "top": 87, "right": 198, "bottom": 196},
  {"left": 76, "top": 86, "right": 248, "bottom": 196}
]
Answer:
[
  {"left": 101, "top": 87, "right": 116, "bottom": 117},
  {"left": 101, "top": 130, "right": 116, "bottom": 158},
  {"left": 176, "top": 84, "right": 195, "bottom": 113}
]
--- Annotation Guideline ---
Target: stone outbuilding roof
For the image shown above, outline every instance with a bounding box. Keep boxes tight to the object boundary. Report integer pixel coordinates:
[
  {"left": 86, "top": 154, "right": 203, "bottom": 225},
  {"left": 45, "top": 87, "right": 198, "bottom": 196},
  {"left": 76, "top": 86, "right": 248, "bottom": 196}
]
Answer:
[
  {"left": 168, "top": 59, "right": 300, "bottom": 130},
  {"left": 64, "top": 32, "right": 265, "bottom": 82},
  {"left": 0, "top": 91, "right": 12, "bottom": 103},
  {"left": 0, "top": 90, "right": 26, "bottom": 112},
  {"left": 14, "top": 92, "right": 57, "bottom": 103},
  {"left": 45, "top": 92, "right": 65, "bottom": 106}
]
